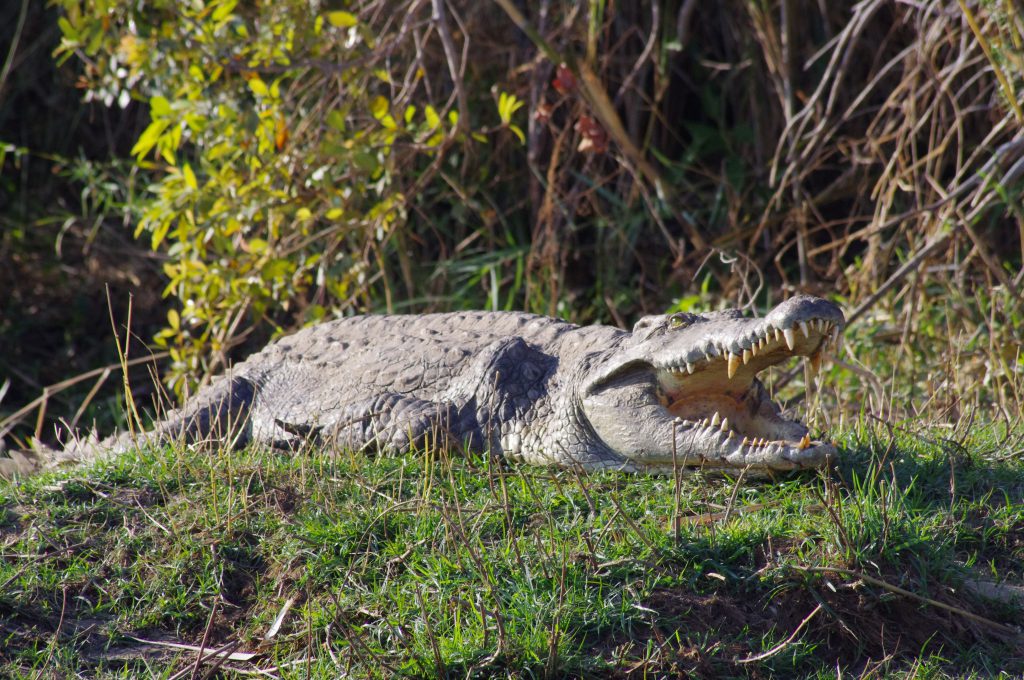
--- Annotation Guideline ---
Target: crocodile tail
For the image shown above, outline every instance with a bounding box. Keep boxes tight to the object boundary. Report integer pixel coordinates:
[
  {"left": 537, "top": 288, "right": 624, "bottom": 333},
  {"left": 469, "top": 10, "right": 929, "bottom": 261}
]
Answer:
[
  {"left": 0, "top": 428, "right": 169, "bottom": 481},
  {"left": 0, "top": 437, "right": 81, "bottom": 479},
  {"left": 0, "top": 442, "right": 45, "bottom": 478},
  {"left": 0, "top": 375, "right": 258, "bottom": 480}
]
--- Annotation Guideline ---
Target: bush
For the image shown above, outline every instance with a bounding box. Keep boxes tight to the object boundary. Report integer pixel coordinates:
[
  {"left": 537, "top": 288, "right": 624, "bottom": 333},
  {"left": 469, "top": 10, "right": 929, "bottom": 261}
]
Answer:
[{"left": 17, "top": 0, "right": 1024, "bottom": 422}]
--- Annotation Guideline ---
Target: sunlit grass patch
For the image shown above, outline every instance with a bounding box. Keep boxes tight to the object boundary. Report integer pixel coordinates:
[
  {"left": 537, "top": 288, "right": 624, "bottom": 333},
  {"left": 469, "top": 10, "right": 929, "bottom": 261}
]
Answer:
[{"left": 1, "top": 421, "right": 1021, "bottom": 677}]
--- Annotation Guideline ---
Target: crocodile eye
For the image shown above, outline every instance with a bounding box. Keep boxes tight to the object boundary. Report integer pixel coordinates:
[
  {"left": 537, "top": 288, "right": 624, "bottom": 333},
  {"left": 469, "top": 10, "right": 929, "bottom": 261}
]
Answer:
[{"left": 669, "top": 313, "right": 694, "bottom": 329}]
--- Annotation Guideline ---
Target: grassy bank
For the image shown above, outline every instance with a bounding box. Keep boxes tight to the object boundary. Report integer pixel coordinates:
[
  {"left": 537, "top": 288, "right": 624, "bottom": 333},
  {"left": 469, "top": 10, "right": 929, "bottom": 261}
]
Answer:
[{"left": 1, "top": 422, "right": 1021, "bottom": 678}]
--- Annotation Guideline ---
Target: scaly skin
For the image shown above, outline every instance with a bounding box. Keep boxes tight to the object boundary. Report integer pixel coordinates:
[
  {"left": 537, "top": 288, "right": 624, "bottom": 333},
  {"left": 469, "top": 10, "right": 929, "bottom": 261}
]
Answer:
[{"left": 0, "top": 295, "right": 845, "bottom": 477}]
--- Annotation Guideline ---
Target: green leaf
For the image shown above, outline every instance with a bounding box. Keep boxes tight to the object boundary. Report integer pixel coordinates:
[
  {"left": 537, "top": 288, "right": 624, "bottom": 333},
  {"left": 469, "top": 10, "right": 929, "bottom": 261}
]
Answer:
[
  {"left": 131, "top": 119, "right": 170, "bottom": 159},
  {"left": 509, "top": 124, "right": 526, "bottom": 145},
  {"left": 424, "top": 105, "right": 440, "bottom": 130},
  {"left": 57, "top": 17, "right": 79, "bottom": 42},
  {"left": 151, "top": 219, "right": 172, "bottom": 250},
  {"left": 353, "top": 151, "right": 378, "bottom": 172},
  {"left": 150, "top": 95, "right": 171, "bottom": 117},
  {"left": 211, "top": 0, "right": 238, "bottom": 22},
  {"left": 182, "top": 163, "right": 198, "bottom": 190},
  {"left": 497, "top": 91, "right": 524, "bottom": 125},
  {"left": 326, "top": 110, "right": 346, "bottom": 132},
  {"left": 248, "top": 78, "right": 269, "bottom": 97},
  {"left": 370, "top": 96, "right": 389, "bottom": 120},
  {"left": 326, "top": 11, "right": 358, "bottom": 28}
]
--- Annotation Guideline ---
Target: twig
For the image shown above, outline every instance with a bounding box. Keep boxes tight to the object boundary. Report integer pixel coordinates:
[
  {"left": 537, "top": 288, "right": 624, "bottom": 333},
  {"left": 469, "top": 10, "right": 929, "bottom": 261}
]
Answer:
[
  {"left": 615, "top": 2, "right": 659, "bottom": 103},
  {"left": 957, "top": 0, "right": 1024, "bottom": 123},
  {"left": 41, "top": 585, "right": 70, "bottom": 671},
  {"left": 0, "top": 352, "right": 169, "bottom": 439},
  {"left": 192, "top": 596, "right": 221, "bottom": 679},
  {"left": 721, "top": 465, "right": 750, "bottom": 525},
  {"left": 490, "top": 0, "right": 707, "bottom": 250},
  {"left": 845, "top": 233, "right": 950, "bottom": 326},
  {"left": 416, "top": 587, "right": 445, "bottom": 677},
  {"left": 606, "top": 489, "right": 661, "bottom": 554},
  {"left": 0, "top": 0, "right": 29, "bottom": 108},
  {"left": 735, "top": 603, "right": 822, "bottom": 664},
  {"left": 430, "top": 0, "right": 469, "bottom": 130},
  {"left": 794, "top": 566, "right": 1022, "bottom": 636}
]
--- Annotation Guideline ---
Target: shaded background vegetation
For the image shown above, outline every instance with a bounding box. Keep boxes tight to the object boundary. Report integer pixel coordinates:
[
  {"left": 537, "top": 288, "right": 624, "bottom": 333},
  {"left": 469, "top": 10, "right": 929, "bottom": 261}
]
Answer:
[
  {"left": 1, "top": 3, "right": 1023, "bottom": 677},
  {"left": 1, "top": 0, "right": 1022, "bottom": 442}
]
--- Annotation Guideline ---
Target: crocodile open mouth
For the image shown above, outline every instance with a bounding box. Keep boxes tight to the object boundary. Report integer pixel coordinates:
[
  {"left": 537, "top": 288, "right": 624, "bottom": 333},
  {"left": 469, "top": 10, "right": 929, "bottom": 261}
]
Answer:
[{"left": 655, "top": 317, "right": 842, "bottom": 468}]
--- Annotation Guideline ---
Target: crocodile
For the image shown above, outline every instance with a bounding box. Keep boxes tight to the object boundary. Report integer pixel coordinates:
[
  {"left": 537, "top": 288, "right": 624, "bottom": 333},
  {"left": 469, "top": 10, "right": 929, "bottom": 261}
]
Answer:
[{"left": 0, "top": 295, "right": 845, "bottom": 477}]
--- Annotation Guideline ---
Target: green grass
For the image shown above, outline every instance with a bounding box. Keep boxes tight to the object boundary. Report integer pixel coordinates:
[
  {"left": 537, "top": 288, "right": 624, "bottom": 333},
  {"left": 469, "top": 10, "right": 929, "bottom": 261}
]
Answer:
[{"left": 1, "top": 423, "right": 1022, "bottom": 678}]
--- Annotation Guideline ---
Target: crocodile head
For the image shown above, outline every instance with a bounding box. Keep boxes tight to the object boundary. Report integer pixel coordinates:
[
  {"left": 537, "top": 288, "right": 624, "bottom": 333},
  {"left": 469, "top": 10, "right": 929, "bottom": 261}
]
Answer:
[{"left": 581, "top": 295, "right": 845, "bottom": 473}]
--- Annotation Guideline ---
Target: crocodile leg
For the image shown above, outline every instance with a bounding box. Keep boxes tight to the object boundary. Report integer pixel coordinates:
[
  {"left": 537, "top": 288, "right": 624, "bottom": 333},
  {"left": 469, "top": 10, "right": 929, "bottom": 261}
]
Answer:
[{"left": 150, "top": 376, "right": 259, "bottom": 449}]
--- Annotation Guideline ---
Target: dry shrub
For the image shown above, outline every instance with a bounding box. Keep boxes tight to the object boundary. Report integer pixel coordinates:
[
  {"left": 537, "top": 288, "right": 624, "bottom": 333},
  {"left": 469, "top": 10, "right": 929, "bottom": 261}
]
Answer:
[{"left": 2, "top": 0, "right": 1022, "bottom": 436}]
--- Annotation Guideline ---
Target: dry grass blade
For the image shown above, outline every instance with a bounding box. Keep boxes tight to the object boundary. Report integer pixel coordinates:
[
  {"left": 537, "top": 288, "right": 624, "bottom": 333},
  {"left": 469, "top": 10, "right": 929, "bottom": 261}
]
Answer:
[
  {"left": 124, "top": 635, "right": 258, "bottom": 662},
  {"left": 0, "top": 353, "right": 168, "bottom": 439}
]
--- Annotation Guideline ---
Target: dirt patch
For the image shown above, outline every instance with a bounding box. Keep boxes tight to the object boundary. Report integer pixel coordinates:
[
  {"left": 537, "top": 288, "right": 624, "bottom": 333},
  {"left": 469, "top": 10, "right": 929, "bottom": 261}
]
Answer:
[{"left": 590, "top": 574, "right": 1024, "bottom": 677}]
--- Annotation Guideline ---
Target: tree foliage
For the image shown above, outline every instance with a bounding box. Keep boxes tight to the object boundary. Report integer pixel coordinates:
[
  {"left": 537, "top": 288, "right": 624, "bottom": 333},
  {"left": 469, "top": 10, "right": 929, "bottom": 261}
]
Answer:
[
  {"left": 21, "top": 0, "right": 1024, "bottom": 423},
  {"left": 53, "top": 0, "right": 526, "bottom": 393}
]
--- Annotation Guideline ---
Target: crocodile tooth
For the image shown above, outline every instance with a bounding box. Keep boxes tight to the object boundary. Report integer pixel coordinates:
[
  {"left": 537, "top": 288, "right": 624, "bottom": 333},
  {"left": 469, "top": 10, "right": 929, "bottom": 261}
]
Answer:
[
  {"left": 686, "top": 362, "right": 694, "bottom": 374},
  {"left": 799, "top": 434, "right": 811, "bottom": 449},
  {"left": 726, "top": 352, "right": 740, "bottom": 379},
  {"left": 750, "top": 343, "right": 758, "bottom": 357},
  {"left": 800, "top": 321, "right": 810, "bottom": 338},
  {"left": 741, "top": 436, "right": 749, "bottom": 446},
  {"left": 720, "top": 417, "right": 729, "bottom": 432},
  {"left": 775, "top": 328, "right": 782, "bottom": 342},
  {"left": 742, "top": 348, "right": 751, "bottom": 364},
  {"left": 783, "top": 327, "right": 796, "bottom": 351},
  {"left": 808, "top": 349, "right": 823, "bottom": 377},
  {"left": 710, "top": 412, "right": 720, "bottom": 427}
]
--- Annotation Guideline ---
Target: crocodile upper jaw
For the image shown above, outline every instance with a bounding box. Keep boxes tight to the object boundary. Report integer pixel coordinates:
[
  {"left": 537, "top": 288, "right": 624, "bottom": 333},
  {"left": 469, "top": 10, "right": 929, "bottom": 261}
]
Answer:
[{"left": 655, "top": 317, "right": 841, "bottom": 465}]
